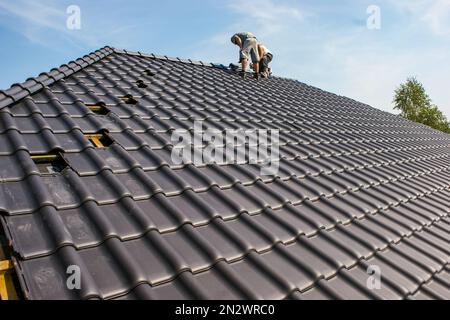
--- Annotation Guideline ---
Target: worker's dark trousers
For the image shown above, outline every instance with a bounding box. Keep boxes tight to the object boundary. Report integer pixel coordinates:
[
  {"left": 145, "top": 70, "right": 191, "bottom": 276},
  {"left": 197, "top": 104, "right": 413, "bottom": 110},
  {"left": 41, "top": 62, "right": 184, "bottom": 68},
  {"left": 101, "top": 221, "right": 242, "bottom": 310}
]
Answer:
[{"left": 259, "top": 53, "right": 273, "bottom": 74}]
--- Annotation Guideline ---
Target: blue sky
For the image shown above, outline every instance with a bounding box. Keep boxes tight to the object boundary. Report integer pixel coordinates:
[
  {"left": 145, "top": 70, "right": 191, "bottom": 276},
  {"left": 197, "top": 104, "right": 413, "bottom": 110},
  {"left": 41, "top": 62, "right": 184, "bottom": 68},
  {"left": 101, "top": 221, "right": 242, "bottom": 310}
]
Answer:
[{"left": 0, "top": 0, "right": 449, "bottom": 116}]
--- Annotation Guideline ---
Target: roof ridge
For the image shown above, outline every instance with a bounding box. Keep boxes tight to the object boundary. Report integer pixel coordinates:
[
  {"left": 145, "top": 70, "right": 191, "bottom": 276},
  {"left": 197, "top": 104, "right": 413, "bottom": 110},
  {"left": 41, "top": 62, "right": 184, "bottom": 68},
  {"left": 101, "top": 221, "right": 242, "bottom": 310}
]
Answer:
[
  {"left": 0, "top": 46, "right": 114, "bottom": 110},
  {"left": 112, "top": 47, "right": 309, "bottom": 84},
  {"left": 112, "top": 47, "right": 216, "bottom": 68},
  {"left": 112, "top": 47, "right": 305, "bottom": 81}
]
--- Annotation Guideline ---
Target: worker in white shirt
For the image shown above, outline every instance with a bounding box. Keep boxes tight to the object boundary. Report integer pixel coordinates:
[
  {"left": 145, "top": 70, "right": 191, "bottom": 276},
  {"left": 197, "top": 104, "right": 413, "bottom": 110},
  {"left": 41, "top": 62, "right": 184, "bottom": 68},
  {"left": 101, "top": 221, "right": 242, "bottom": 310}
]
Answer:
[{"left": 257, "top": 44, "right": 273, "bottom": 78}]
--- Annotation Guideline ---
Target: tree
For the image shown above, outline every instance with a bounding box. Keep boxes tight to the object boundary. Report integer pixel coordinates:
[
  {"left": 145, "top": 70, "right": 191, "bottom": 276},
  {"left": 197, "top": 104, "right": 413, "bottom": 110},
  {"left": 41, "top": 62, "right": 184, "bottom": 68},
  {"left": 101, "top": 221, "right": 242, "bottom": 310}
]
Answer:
[{"left": 393, "top": 77, "right": 450, "bottom": 133}]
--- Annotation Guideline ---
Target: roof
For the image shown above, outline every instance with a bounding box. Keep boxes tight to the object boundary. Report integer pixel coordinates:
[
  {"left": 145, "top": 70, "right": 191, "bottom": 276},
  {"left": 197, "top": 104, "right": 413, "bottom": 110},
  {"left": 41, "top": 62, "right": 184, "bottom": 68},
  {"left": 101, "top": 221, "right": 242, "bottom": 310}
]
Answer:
[{"left": 1, "top": 46, "right": 450, "bottom": 300}]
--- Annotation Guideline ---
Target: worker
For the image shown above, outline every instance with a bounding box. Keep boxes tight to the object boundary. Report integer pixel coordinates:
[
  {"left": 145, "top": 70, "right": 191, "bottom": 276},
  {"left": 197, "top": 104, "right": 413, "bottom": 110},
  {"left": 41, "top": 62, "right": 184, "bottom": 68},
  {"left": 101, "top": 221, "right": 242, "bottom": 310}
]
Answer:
[
  {"left": 230, "top": 32, "right": 260, "bottom": 79},
  {"left": 258, "top": 43, "right": 273, "bottom": 78}
]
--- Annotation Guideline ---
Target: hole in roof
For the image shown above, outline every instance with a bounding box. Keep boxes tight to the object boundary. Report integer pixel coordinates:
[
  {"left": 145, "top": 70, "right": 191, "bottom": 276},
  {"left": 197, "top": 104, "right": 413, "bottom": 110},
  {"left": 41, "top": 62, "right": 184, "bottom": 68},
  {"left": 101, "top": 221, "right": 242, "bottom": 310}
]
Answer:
[
  {"left": 120, "top": 95, "right": 138, "bottom": 105},
  {"left": 85, "top": 133, "right": 113, "bottom": 148},
  {"left": 143, "top": 69, "right": 156, "bottom": 77},
  {"left": 0, "top": 223, "right": 7, "bottom": 245},
  {"left": 31, "top": 153, "right": 68, "bottom": 175},
  {"left": 86, "top": 103, "right": 110, "bottom": 115},
  {"left": 136, "top": 80, "right": 148, "bottom": 89}
]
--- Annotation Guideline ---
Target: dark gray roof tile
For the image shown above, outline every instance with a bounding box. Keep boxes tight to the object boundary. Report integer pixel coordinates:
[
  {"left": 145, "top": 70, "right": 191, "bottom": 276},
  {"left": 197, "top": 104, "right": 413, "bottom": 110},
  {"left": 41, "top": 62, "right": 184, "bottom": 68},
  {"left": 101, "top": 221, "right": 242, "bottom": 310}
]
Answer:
[{"left": 333, "top": 266, "right": 400, "bottom": 300}]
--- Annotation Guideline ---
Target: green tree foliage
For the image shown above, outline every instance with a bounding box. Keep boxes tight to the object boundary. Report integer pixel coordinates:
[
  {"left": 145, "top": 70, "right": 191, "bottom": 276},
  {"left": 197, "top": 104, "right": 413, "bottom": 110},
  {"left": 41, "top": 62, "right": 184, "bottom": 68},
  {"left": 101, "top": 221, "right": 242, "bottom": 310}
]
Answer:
[{"left": 393, "top": 77, "right": 450, "bottom": 134}]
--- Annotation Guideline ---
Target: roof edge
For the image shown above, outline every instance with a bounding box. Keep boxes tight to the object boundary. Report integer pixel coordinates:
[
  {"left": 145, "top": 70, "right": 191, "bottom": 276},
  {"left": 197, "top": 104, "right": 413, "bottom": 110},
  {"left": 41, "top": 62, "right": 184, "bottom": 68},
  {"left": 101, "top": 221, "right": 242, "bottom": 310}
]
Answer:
[
  {"left": 112, "top": 48, "right": 304, "bottom": 82},
  {"left": 0, "top": 46, "right": 114, "bottom": 110}
]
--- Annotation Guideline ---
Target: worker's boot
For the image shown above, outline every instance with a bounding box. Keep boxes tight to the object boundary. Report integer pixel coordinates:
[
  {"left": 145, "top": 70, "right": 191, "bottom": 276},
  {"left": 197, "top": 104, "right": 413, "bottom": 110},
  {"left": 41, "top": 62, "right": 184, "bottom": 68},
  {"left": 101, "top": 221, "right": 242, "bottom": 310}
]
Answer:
[
  {"left": 253, "top": 72, "right": 260, "bottom": 81},
  {"left": 229, "top": 63, "right": 240, "bottom": 72},
  {"left": 239, "top": 71, "right": 247, "bottom": 79}
]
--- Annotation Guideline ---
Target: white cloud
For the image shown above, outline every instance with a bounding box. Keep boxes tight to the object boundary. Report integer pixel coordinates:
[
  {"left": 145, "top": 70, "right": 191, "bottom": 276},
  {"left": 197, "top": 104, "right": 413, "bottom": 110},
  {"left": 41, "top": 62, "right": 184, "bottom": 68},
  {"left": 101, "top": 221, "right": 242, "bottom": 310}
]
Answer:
[
  {"left": 388, "top": 0, "right": 450, "bottom": 36},
  {"left": 227, "top": 0, "right": 305, "bottom": 37},
  {"left": 0, "top": 0, "right": 100, "bottom": 48},
  {"left": 228, "top": 0, "right": 303, "bottom": 24},
  {"left": 388, "top": 0, "right": 429, "bottom": 13},
  {"left": 422, "top": 0, "right": 450, "bottom": 35},
  {"left": 0, "top": 0, "right": 64, "bottom": 29}
]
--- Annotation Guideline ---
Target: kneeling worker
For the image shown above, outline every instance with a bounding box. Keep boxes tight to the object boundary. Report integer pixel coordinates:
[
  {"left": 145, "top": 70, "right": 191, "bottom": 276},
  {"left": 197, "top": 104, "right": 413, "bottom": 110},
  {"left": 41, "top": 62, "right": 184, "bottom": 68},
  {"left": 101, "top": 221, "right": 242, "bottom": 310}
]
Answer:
[
  {"left": 258, "top": 43, "right": 273, "bottom": 78},
  {"left": 231, "top": 32, "right": 260, "bottom": 79}
]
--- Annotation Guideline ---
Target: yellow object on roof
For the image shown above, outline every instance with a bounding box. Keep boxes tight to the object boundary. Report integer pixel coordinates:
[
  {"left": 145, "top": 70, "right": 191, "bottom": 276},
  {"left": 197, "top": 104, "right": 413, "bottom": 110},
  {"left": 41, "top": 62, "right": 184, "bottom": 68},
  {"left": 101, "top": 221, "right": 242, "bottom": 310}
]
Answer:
[
  {"left": 85, "top": 134, "right": 106, "bottom": 148},
  {"left": 0, "top": 259, "right": 18, "bottom": 300}
]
